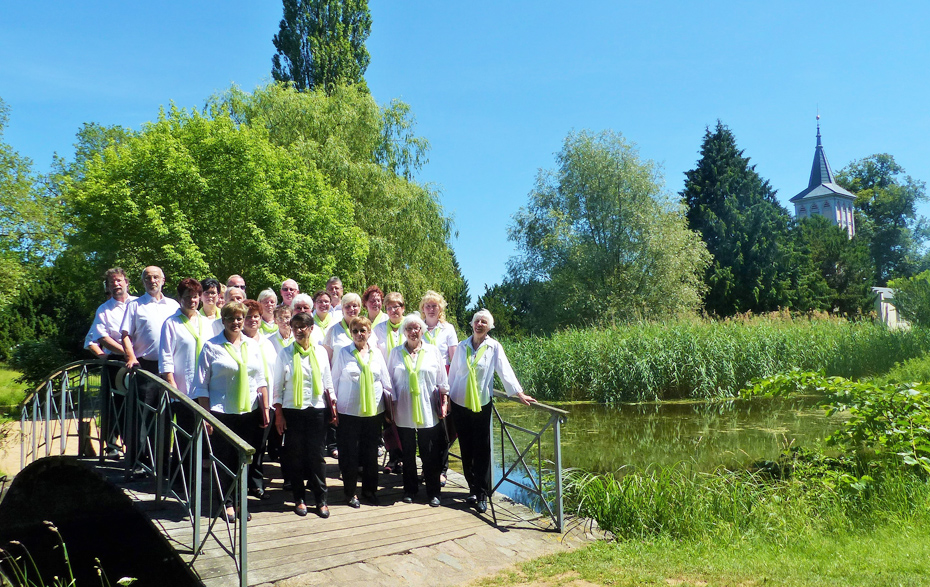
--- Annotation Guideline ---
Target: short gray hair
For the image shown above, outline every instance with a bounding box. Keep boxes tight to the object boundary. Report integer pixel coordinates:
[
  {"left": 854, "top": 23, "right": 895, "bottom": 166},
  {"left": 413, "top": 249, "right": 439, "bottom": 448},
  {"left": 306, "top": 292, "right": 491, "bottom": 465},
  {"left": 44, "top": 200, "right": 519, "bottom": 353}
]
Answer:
[
  {"left": 470, "top": 309, "right": 495, "bottom": 330},
  {"left": 341, "top": 292, "right": 362, "bottom": 307},
  {"left": 401, "top": 312, "right": 427, "bottom": 339},
  {"left": 291, "top": 293, "right": 314, "bottom": 311},
  {"left": 257, "top": 288, "right": 277, "bottom": 304}
]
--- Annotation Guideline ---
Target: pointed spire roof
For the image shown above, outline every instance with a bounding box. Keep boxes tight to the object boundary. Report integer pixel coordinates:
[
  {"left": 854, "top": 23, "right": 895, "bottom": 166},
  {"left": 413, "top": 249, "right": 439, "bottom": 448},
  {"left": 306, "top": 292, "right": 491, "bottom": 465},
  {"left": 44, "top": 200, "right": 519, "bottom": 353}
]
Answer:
[{"left": 790, "top": 118, "right": 856, "bottom": 203}]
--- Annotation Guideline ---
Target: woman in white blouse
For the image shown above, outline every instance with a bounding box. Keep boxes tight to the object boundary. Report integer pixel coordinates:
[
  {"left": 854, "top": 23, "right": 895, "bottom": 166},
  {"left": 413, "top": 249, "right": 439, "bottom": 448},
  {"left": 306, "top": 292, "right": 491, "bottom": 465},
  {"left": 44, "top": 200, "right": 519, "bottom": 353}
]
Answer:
[
  {"left": 159, "top": 278, "right": 210, "bottom": 490},
  {"left": 322, "top": 292, "right": 363, "bottom": 362},
  {"left": 192, "top": 301, "right": 270, "bottom": 522},
  {"left": 273, "top": 312, "right": 335, "bottom": 518},
  {"left": 388, "top": 313, "right": 449, "bottom": 507},
  {"left": 373, "top": 292, "right": 406, "bottom": 360},
  {"left": 448, "top": 309, "right": 535, "bottom": 514},
  {"left": 419, "top": 290, "right": 459, "bottom": 486},
  {"left": 331, "top": 316, "right": 392, "bottom": 507}
]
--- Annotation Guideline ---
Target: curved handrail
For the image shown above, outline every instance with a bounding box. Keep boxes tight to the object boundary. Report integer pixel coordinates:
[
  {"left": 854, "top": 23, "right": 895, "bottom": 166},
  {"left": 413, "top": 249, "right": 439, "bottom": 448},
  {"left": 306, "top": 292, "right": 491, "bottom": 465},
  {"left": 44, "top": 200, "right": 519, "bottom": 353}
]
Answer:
[
  {"left": 493, "top": 390, "right": 569, "bottom": 419},
  {"left": 20, "top": 359, "right": 255, "bottom": 457}
]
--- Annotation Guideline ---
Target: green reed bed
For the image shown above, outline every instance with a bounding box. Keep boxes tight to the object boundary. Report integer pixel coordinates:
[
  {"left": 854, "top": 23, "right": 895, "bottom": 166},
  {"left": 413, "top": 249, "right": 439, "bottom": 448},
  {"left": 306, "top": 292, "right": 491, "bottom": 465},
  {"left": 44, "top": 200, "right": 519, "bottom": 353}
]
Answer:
[
  {"left": 562, "top": 456, "right": 930, "bottom": 544},
  {"left": 506, "top": 316, "right": 930, "bottom": 403}
]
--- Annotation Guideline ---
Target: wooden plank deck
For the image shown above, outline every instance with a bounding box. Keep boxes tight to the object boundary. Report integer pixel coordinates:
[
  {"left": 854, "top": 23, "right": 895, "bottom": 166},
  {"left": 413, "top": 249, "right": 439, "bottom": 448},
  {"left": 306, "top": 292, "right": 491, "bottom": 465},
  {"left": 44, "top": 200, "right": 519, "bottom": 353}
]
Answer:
[{"left": 87, "top": 456, "right": 558, "bottom": 587}]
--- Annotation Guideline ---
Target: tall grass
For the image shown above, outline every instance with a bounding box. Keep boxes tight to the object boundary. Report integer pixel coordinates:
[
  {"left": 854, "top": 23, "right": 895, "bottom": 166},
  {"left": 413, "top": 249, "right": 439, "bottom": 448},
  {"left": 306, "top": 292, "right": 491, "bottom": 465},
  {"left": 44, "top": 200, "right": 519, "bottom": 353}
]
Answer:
[
  {"left": 506, "top": 315, "right": 930, "bottom": 402},
  {"left": 563, "top": 454, "right": 930, "bottom": 543}
]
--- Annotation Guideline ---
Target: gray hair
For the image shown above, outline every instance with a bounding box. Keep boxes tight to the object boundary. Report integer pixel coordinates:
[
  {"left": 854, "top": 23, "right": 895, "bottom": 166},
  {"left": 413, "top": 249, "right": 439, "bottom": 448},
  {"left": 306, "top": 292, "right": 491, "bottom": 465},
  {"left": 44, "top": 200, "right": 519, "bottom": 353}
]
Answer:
[
  {"left": 341, "top": 292, "right": 362, "bottom": 307},
  {"left": 291, "top": 293, "right": 314, "bottom": 311},
  {"left": 257, "top": 288, "right": 277, "bottom": 304},
  {"left": 470, "top": 308, "right": 495, "bottom": 330},
  {"left": 401, "top": 312, "right": 427, "bottom": 339}
]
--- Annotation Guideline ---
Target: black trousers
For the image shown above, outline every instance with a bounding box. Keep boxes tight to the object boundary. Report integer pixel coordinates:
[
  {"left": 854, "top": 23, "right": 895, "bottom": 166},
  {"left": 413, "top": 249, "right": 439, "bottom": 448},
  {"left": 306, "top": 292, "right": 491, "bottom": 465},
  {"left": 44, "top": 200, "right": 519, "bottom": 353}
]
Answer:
[
  {"left": 131, "top": 358, "right": 168, "bottom": 475},
  {"left": 397, "top": 422, "right": 447, "bottom": 498},
  {"left": 281, "top": 406, "right": 327, "bottom": 505},
  {"left": 451, "top": 401, "right": 493, "bottom": 500},
  {"left": 337, "top": 413, "right": 381, "bottom": 497},
  {"left": 99, "top": 361, "right": 126, "bottom": 453},
  {"left": 212, "top": 408, "right": 265, "bottom": 506}
]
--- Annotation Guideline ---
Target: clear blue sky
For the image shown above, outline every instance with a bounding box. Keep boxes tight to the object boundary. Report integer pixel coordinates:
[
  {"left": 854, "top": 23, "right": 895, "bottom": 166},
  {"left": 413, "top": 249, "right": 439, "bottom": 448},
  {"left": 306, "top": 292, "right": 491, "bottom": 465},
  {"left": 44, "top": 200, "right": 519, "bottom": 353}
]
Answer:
[{"left": 3, "top": 2, "right": 929, "bottom": 303}]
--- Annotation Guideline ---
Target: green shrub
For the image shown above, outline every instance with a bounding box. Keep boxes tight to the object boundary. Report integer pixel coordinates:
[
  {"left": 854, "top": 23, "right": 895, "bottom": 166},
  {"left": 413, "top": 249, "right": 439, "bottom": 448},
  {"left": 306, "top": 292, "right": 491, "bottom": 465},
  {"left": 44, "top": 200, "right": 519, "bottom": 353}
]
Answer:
[
  {"left": 888, "top": 271, "right": 930, "bottom": 327},
  {"left": 506, "top": 316, "right": 930, "bottom": 402},
  {"left": 8, "top": 340, "right": 67, "bottom": 391}
]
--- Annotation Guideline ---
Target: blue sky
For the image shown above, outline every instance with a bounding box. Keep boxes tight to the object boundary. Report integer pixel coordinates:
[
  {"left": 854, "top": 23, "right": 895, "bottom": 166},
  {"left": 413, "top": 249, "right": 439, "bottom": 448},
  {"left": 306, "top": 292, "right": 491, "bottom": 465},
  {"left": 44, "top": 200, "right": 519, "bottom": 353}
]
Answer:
[{"left": 2, "top": 2, "right": 929, "bottom": 303}]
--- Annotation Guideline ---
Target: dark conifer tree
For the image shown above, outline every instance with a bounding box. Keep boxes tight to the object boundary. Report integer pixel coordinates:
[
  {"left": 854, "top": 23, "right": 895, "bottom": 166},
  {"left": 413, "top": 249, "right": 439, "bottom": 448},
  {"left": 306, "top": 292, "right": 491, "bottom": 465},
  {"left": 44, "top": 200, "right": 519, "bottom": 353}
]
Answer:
[
  {"left": 272, "top": 0, "right": 372, "bottom": 94},
  {"left": 681, "top": 121, "right": 794, "bottom": 315}
]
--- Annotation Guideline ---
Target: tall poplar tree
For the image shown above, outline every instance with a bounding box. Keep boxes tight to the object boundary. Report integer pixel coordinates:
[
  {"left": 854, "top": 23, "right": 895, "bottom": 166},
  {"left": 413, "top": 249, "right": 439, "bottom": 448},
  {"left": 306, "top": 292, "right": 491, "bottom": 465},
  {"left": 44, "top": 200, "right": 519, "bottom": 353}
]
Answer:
[
  {"left": 272, "top": 0, "right": 372, "bottom": 94},
  {"left": 682, "top": 121, "right": 794, "bottom": 316}
]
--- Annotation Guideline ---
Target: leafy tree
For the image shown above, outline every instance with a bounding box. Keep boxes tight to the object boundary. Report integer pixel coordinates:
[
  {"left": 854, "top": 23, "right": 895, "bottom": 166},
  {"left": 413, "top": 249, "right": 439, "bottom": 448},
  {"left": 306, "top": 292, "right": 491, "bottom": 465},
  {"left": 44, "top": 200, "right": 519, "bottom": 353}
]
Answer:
[
  {"left": 209, "top": 83, "right": 460, "bottom": 307},
  {"left": 63, "top": 104, "right": 367, "bottom": 300},
  {"left": 836, "top": 154, "right": 927, "bottom": 285},
  {"left": 508, "top": 130, "right": 710, "bottom": 329},
  {"left": 0, "top": 98, "right": 65, "bottom": 310},
  {"left": 272, "top": 0, "right": 372, "bottom": 94},
  {"left": 682, "top": 121, "right": 794, "bottom": 316},
  {"left": 888, "top": 271, "right": 930, "bottom": 327},
  {"left": 792, "top": 216, "right": 874, "bottom": 315}
]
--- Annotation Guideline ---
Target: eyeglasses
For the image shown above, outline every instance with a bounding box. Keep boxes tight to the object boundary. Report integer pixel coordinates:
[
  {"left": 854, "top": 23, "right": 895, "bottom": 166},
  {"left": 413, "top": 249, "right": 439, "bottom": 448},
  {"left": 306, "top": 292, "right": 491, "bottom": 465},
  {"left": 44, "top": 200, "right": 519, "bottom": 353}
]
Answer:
[
  {"left": 281, "top": 287, "right": 297, "bottom": 292},
  {"left": 351, "top": 329, "right": 369, "bottom": 334},
  {"left": 387, "top": 304, "right": 404, "bottom": 311},
  {"left": 230, "top": 284, "right": 246, "bottom": 290}
]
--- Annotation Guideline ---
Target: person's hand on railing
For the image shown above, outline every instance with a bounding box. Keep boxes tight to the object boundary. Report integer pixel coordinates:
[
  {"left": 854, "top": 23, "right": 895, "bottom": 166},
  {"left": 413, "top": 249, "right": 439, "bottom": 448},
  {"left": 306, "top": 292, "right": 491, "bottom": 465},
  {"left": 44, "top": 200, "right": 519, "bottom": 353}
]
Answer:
[{"left": 515, "top": 391, "right": 537, "bottom": 406}]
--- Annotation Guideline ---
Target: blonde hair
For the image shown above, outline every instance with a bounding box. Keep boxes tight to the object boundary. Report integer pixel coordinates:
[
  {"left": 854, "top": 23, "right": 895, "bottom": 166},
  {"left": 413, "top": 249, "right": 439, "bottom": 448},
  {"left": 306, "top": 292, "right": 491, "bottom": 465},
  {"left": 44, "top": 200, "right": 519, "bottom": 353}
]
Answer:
[{"left": 419, "top": 290, "right": 448, "bottom": 323}]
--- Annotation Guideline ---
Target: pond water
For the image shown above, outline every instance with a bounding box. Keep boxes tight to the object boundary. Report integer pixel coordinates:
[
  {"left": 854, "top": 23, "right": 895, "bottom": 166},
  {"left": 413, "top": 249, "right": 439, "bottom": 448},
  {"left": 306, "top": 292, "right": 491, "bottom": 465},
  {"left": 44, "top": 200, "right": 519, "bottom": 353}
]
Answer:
[{"left": 476, "top": 395, "right": 846, "bottom": 505}]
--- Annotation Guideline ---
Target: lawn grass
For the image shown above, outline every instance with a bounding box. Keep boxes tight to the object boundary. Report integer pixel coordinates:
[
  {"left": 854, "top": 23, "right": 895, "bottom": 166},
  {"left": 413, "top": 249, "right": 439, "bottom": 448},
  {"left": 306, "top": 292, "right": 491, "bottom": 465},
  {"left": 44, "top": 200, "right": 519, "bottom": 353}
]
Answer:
[
  {"left": 478, "top": 521, "right": 930, "bottom": 586},
  {"left": 0, "top": 364, "right": 26, "bottom": 419}
]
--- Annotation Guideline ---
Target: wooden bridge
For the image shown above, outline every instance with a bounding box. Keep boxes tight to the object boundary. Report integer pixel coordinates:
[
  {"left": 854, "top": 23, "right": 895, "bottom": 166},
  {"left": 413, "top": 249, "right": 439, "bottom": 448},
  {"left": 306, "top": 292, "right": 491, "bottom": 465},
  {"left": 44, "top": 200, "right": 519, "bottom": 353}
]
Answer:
[{"left": 10, "top": 360, "right": 578, "bottom": 586}]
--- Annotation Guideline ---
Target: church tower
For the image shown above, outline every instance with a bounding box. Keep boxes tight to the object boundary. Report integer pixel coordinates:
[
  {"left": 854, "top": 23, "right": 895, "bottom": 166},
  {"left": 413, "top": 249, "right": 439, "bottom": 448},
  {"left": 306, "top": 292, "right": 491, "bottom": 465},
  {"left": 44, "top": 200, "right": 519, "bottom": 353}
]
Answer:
[{"left": 790, "top": 117, "right": 856, "bottom": 238}]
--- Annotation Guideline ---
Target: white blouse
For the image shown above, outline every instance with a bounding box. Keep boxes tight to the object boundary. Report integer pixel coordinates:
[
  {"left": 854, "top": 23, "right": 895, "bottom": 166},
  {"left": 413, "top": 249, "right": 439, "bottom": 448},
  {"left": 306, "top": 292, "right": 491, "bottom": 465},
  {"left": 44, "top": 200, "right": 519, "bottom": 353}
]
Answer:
[
  {"left": 423, "top": 321, "right": 458, "bottom": 365},
  {"left": 192, "top": 333, "right": 268, "bottom": 414},
  {"left": 448, "top": 336, "right": 523, "bottom": 409},
  {"left": 266, "top": 330, "right": 294, "bottom": 356},
  {"left": 373, "top": 319, "right": 404, "bottom": 361},
  {"left": 158, "top": 311, "right": 211, "bottom": 397},
  {"left": 388, "top": 343, "right": 449, "bottom": 429},
  {"left": 331, "top": 344, "right": 391, "bottom": 417},
  {"left": 324, "top": 319, "right": 379, "bottom": 361},
  {"left": 272, "top": 342, "right": 334, "bottom": 410}
]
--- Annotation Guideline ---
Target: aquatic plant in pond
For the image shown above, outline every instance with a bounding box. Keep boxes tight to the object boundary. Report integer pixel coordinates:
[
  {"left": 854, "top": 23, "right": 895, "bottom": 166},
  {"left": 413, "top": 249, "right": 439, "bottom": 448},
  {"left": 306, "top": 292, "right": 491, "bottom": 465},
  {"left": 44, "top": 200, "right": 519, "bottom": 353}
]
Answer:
[{"left": 505, "top": 317, "right": 930, "bottom": 403}]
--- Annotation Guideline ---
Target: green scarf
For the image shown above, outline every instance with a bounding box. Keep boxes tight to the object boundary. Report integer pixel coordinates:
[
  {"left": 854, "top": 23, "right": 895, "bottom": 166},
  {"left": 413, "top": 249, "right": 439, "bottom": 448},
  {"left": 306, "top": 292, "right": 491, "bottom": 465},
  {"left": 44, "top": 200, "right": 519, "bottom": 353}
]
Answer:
[
  {"left": 178, "top": 312, "right": 207, "bottom": 373},
  {"left": 314, "top": 313, "right": 331, "bottom": 330},
  {"left": 402, "top": 346, "right": 427, "bottom": 425},
  {"left": 200, "top": 307, "right": 220, "bottom": 320},
  {"left": 260, "top": 320, "right": 277, "bottom": 335},
  {"left": 223, "top": 340, "right": 251, "bottom": 413},
  {"left": 386, "top": 320, "right": 402, "bottom": 354},
  {"left": 465, "top": 342, "right": 489, "bottom": 412},
  {"left": 292, "top": 342, "right": 323, "bottom": 407},
  {"left": 423, "top": 325, "right": 438, "bottom": 346},
  {"left": 353, "top": 348, "right": 377, "bottom": 416}
]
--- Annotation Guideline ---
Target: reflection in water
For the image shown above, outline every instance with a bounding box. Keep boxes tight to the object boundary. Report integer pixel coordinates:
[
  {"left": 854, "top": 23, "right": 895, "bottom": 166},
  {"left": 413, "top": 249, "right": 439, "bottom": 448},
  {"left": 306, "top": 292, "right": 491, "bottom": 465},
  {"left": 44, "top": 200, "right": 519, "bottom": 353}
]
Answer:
[{"left": 485, "top": 395, "right": 845, "bottom": 505}]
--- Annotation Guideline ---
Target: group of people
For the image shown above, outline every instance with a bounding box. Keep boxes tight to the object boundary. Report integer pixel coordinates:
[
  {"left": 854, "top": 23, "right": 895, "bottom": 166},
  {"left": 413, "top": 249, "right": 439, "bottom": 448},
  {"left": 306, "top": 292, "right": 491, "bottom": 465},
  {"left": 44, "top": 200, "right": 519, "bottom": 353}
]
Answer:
[{"left": 85, "top": 267, "right": 535, "bottom": 521}]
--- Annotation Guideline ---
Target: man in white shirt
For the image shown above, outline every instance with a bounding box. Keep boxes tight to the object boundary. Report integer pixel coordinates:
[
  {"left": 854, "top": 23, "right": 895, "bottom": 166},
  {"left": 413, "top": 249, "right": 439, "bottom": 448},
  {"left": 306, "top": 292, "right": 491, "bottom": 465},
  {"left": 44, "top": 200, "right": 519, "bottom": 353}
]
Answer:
[
  {"left": 326, "top": 276, "right": 344, "bottom": 324},
  {"left": 88, "top": 267, "right": 137, "bottom": 456},
  {"left": 121, "top": 266, "right": 180, "bottom": 470}
]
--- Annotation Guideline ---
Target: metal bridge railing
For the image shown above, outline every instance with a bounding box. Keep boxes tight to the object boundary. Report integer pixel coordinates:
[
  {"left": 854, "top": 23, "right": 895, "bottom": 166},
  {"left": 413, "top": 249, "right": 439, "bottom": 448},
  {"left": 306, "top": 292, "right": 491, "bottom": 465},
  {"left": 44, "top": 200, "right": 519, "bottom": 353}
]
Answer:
[
  {"left": 18, "top": 359, "right": 255, "bottom": 587},
  {"left": 490, "top": 391, "right": 569, "bottom": 532}
]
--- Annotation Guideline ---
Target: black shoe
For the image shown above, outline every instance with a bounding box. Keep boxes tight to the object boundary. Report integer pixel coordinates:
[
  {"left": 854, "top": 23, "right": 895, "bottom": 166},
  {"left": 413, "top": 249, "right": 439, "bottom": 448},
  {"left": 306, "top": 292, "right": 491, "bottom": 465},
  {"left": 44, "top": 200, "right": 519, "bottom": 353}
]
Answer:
[
  {"left": 248, "top": 488, "right": 270, "bottom": 500},
  {"left": 283, "top": 482, "right": 292, "bottom": 491},
  {"left": 347, "top": 495, "right": 360, "bottom": 508},
  {"left": 429, "top": 496, "right": 441, "bottom": 507},
  {"left": 465, "top": 494, "right": 477, "bottom": 505},
  {"left": 295, "top": 501, "right": 308, "bottom": 516},
  {"left": 475, "top": 499, "right": 488, "bottom": 514},
  {"left": 402, "top": 494, "right": 414, "bottom": 504},
  {"left": 361, "top": 491, "right": 379, "bottom": 506},
  {"left": 317, "top": 503, "right": 330, "bottom": 518}
]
